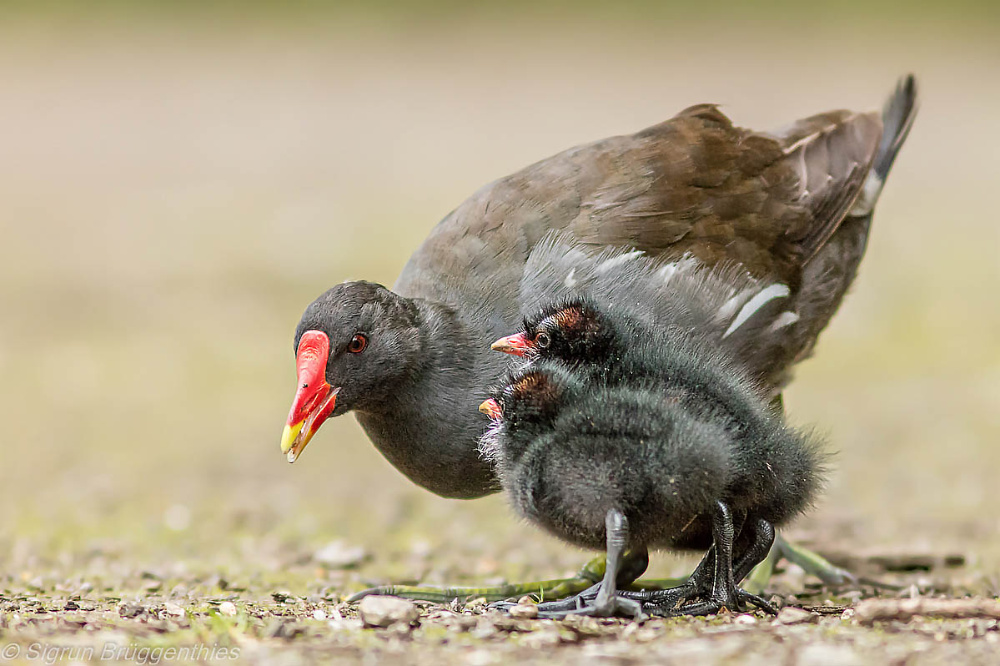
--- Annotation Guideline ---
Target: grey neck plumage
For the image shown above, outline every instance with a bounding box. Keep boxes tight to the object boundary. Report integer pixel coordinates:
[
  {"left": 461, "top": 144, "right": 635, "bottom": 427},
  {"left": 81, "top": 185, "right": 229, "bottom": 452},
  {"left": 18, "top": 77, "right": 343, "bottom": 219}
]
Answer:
[{"left": 354, "top": 297, "right": 501, "bottom": 500}]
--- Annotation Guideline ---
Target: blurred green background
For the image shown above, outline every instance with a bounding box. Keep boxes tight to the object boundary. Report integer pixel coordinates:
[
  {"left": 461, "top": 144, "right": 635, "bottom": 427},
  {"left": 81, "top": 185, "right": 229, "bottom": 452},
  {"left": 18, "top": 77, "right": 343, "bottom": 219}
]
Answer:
[{"left": 1, "top": 1, "right": 997, "bottom": 591}]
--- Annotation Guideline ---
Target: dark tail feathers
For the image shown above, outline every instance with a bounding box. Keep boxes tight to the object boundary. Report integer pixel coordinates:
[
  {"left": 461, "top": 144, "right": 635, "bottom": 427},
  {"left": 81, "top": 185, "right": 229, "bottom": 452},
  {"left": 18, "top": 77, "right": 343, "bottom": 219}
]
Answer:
[
  {"left": 850, "top": 74, "right": 918, "bottom": 216},
  {"left": 874, "top": 74, "right": 919, "bottom": 182}
]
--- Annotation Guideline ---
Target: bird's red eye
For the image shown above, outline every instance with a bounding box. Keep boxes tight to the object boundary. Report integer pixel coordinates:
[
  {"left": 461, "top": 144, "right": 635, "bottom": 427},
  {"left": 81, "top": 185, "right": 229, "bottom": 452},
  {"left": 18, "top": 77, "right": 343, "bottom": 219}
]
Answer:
[{"left": 348, "top": 334, "right": 368, "bottom": 353}]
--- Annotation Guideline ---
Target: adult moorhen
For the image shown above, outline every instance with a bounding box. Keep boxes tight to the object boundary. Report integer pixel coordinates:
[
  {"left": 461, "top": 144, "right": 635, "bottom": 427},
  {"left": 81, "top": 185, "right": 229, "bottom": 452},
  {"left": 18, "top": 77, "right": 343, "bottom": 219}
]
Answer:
[
  {"left": 478, "top": 357, "right": 824, "bottom": 619},
  {"left": 281, "top": 76, "right": 917, "bottom": 602}
]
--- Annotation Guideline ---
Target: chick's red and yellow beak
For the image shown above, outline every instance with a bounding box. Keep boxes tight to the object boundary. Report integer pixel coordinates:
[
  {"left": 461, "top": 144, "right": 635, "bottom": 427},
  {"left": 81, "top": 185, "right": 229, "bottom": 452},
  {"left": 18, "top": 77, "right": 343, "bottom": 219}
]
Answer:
[
  {"left": 479, "top": 398, "right": 502, "bottom": 420},
  {"left": 281, "top": 330, "right": 340, "bottom": 463},
  {"left": 490, "top": 332, "right": 531, "bottom": 356}
]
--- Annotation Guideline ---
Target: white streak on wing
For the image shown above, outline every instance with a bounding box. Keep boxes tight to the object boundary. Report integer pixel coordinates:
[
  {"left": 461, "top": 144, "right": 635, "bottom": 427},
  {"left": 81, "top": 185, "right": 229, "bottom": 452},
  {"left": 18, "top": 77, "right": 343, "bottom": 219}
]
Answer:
[
  {"left": 722, "top": 284, "right": 791, "bottom": 338},
  {"left": 595, "top": 250, "right": 644, "bottom": 275},
  {"left": 769, "top": 310, "right": 800, "bottom": 331},
  {"left": 564, "top": 268, "right": 577, "bottom": 288}
]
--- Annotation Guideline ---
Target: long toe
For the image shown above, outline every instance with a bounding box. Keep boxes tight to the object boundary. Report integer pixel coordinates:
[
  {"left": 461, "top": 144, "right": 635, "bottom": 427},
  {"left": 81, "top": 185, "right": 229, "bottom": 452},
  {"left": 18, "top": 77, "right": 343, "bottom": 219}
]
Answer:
[
  {"left": 534, "top": 594, "right": 647, "bottom": 621},
  {"left": 356, "top": 572, "right": 607, "bottom": 605},
  {"left": 663, "top": 585, "right": 778, "bottom": 618},
  {"left": 621, "top": 582, "right": 697, "bottom": 616},
  {"left": 667, "top": 599, "right": 730, "bottom": 617},
  {"left": 737, "top": 589, "right": 778, "bottom": 615},
  {"left": 612, "top": 596, "right": 648, "bottom": 621},
  {"left": 491, "top": 582, "right": 603, "bottom": 615}
]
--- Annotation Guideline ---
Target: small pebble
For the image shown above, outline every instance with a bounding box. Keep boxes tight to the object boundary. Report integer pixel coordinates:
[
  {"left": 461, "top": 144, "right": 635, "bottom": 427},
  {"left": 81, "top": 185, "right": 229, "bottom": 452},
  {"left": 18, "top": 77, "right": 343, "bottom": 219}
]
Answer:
[
  {"left": 118, "top": 602, "right": 144, "bottom": 618},
  {"left": 358, "top": 595, "right": 420, "bottom": 628},
  {"left": 775, "top": 607, "right": 816, "bottom": 625},
  {"left": 464, "top": 597, "right": 488, "bottom": 611},
  {"left": 509, "top": 603, "right": 539, "bottom": 620},
  {"left": 218, "top": 601, "right": 237, "bottom": 617},
  {"left": 312, "top": 609, "right": 327, "bottom": 621},
  {"left": 734, "top": 613, "right": 757, "bottom": 625},
  {"left": 163, "top": 602, "right": 186, "bottom": 617}
]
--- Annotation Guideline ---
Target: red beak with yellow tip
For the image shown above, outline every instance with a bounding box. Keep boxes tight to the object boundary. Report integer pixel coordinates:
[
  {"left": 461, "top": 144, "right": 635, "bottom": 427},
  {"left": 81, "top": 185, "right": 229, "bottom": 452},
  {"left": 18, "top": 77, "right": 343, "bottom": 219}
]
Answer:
[
  {"left": 479, "top": 398, "right": 503, "bottom": 420},
  {"left": 281, "top": 330, "right": 340, "bottom": 463},
  {"left": 490, "top": 332, "right": 532, "bottom": 356}
]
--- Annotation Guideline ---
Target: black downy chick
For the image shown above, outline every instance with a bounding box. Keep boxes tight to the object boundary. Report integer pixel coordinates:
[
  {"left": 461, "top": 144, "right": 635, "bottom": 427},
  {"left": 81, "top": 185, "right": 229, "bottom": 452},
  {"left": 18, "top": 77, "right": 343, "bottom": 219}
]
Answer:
[
  {"left": 500, "top": 296, "right": 735, "bottom": 379},
  {"left": 479, "top": 358, "right": 824, "bottom": 619},
  {"left": 500, "top": 295, "right": 777, "bottom": 429}
]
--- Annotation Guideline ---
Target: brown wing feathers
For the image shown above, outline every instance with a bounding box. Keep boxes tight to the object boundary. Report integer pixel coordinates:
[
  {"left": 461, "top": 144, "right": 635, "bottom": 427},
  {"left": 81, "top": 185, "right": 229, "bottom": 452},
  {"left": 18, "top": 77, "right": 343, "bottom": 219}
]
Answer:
[{"left": 770, "top": 110, "right": 882, "bottom": 263}]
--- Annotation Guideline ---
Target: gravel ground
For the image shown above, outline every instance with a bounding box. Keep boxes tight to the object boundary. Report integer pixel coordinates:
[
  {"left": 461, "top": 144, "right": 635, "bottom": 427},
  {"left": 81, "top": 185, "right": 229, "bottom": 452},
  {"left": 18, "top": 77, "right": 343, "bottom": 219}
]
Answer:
[
  {"left": 1, "top": 7, "right": 998, "bottom": 664},
  {"left": 2, "top": 546, "right": 998, "bottom": 665}
]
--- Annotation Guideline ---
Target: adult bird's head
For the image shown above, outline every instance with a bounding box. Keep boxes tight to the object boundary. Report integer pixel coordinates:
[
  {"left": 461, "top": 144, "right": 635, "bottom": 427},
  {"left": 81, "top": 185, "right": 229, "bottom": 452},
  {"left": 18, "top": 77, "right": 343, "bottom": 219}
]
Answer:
[
  {"left": 281, "top": 281, "right": 422, "bottom": 462},
  {"left": 491, "top": 299, "right": 613, "bottom": 365}
]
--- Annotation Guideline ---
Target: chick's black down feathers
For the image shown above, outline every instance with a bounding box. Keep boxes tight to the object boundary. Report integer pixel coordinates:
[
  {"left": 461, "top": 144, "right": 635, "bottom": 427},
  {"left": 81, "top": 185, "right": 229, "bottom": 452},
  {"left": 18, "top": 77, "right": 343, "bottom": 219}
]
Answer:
[{"left": 481, "top": 358, "right": 825, "bottom": 555}]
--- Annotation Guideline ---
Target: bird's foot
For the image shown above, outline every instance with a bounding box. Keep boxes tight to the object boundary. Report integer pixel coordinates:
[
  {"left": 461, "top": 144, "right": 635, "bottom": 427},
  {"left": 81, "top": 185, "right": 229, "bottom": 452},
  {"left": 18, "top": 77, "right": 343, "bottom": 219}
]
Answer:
[
  {"left": 537, "top": 593, "right": 647, "bottom": 620},
  {"left": 619, "top": 581, "right": 697, "bottom": 613},
  {"left": 493, "top": 584, "right": 646, "bottom": 620},
  {"left": 488, "top": 582, "right": 600, "bottom": 614},
  {"left": 651, "top": 586, "right": 777, "bottom": 617}
]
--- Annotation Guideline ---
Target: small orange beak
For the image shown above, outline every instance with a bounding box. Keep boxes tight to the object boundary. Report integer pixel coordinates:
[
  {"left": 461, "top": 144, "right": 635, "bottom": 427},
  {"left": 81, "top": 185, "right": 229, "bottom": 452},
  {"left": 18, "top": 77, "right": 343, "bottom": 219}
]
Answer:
[
  {"left": 490, "top": 332, "right": 531, "bottom": 356},
  {"left": 281, "top": 330, "right": 340, "bottom": 463},
  {"left": 479, "top": 398, "right": 502, "bottom": 420}
]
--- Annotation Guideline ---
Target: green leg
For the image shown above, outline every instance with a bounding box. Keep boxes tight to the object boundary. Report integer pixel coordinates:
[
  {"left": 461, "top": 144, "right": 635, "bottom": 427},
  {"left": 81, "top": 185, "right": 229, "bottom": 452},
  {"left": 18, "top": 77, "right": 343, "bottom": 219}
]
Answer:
[
  {"left": 775, "top": 534, "right": 856, "bottom": 585},
  {"left": 742, "top": 534, "right": 857, "bottom": 594},
  {"left": 348, "top": 548, "right": 650, "bottom": 604}
]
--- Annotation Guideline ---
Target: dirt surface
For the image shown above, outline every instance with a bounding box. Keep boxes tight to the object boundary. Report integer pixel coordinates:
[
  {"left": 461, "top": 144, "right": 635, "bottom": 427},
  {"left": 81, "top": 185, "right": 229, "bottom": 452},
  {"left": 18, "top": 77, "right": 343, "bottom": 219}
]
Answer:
[
  {"left": 1, "top": 7, "right": 998, "bottom": 665},
  {"left": 1, "top": 550, "right": 998, "bottom": 665}
]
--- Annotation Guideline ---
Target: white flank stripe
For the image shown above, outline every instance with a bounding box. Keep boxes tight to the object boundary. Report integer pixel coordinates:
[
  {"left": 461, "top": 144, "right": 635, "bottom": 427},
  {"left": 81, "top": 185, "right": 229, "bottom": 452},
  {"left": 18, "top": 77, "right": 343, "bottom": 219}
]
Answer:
[
  {"left": 564, "top": 268, "right": 578, "bottom": 288},
  {"left": 722, "top": 284, "right": 791, "bottom": 338}
]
